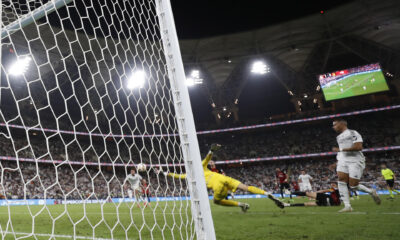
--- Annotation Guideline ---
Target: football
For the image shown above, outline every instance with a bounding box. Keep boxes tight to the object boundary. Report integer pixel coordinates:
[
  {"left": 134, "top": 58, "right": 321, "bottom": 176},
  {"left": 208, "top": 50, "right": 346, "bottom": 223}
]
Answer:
[{"left": 136, "top": 163, "right": 147, "bottom": 172}]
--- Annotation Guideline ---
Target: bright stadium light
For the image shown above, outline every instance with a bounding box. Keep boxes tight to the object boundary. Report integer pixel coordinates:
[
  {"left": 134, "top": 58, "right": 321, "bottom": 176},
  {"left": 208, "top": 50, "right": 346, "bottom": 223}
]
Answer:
[
  {"left": 251, "top": 61, "right": 270, "bottom": 75},
  {"left": 191, "top": 70, "right": 200, "bottom": 79},
  {"left": 186, "top": 69, "right": 203, "bottom": 86},
  {"left": 9, "top": 56, "right": 31, "bottom": 76},
  {"left": 127, "top": 70, "right": 146, "bottom": 89},
  {"left": 186, "top": 77, "right": 195, "bottom": 86}
]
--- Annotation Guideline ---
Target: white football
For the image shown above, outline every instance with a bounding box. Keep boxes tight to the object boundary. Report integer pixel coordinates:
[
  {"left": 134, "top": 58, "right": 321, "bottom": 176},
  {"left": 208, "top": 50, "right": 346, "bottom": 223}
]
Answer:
[{"left": 136, "top": 163, "right": 147, "bottom": 172}]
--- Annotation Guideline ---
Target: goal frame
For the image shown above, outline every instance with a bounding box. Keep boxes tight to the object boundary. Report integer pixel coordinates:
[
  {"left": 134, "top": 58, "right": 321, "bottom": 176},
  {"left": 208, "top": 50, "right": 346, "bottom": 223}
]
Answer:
[
  {"left": 0, "top": 0, "right": 216, "bottom": 239},
  {"left": 155, "top": 0, "right": 216, "bottom": 239}
]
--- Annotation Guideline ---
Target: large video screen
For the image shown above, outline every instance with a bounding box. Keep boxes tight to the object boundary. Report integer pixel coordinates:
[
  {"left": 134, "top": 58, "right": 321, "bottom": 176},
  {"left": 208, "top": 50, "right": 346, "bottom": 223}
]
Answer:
[{"left": 318, "top": 63, "right": 389, "bottom": 101}]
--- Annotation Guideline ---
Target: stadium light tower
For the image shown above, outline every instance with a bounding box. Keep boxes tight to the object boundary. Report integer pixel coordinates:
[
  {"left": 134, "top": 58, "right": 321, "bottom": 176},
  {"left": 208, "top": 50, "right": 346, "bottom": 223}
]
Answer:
[
  {"left": 9, "top": 56, "right": 31, "bottom": 76},
  {"left": 186, "top": 69, "right": 203, "bottom": 86},
  {"left": 251, "top": 61, "right": 270, "bottom": 75},
  {"left": 127, "top": 70, "right": 146, "bottom": 89}
]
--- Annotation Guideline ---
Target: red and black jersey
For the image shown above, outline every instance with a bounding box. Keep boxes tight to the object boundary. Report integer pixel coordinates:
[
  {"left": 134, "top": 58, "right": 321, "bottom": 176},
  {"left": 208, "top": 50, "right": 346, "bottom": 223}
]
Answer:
[
  {"left": 292, "top": 181, "right": 300, "bottom": 191},
  {"left": 142, "top": 183, "right": 150, "bottom": 195},
  {"left": 328, "top": 188, "right": 341, "bottom": 206},
  {"left": 276, "top": 171, "right": 287, "bottom": 184}
]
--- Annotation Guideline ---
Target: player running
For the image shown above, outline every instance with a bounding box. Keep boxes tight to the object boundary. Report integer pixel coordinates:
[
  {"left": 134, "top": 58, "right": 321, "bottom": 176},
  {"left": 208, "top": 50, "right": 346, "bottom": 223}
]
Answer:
[
  {"left": 298, "top": 170, "right": 313, "bottom": 192},
  {"left": 332, "top": 118, "right": 380, "bottom": 212},
  {"left": 124, "top": 168, "right": 143, "bottom": 206},
  {"left": 284, "top": 183, "right": 341, "bottom": 207},
  {"left": 275, "top": 168, "right": 293, "bottom": 200},
  {"left": 381, "top": 163, "right": 400, "bottom": 199},
  {"left": 157, "top": 144, "right": 284, "bottom": 212}
]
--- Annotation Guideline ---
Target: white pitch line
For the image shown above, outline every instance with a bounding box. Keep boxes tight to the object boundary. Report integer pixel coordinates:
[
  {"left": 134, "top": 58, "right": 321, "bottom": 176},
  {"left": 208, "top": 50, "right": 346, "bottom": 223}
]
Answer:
[
  {"left": 217, "top": 211, "right": 400, "bottom": 215},
  {"left": 1, "top": 231, "right": 116, "bottom": 240},
  {"left": 0, "top": 211, "right": 185, "bottom": 215},
  {"left": 2, "top": 210, "right": 400, "bottom": 216}
]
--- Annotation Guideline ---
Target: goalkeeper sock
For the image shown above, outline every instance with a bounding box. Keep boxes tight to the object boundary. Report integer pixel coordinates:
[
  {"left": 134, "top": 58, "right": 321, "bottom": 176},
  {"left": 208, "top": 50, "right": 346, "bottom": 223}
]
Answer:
[
  {"left": 389, "top": 189, "right": 394, "bottom": 198},
  {"left": 217, "top": 199, "right": 239, "bottom": 207},
  {"left": 248, "top": 186, "right": 266, "bottom": 195},
  {"left": 338, "top": 181, "right": 351, "bottom": 208},
  {"left": 353, "top": 184, "right": 372, "bottom": 194},
  {"left": 292, "top": 191, "right": 307, "bottom": 196},
  {"left": 289, "top": 203, "right": 305, "bottom": 207},
  {"left": 393, "top": 189, "right": 400, "bottom": 194}
]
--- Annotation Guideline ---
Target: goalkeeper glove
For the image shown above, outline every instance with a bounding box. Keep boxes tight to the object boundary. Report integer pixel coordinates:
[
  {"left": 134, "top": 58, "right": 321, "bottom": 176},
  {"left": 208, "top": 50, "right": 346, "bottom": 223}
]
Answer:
[{"left": 210, "top": 143, "right": 221, "bottom": 152}]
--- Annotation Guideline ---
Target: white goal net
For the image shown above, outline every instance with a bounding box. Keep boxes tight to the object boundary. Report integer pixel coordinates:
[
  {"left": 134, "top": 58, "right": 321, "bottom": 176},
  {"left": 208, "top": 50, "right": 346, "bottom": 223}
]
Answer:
[{"left": 0, "top": 0, "right": 213, "bottom": 239}]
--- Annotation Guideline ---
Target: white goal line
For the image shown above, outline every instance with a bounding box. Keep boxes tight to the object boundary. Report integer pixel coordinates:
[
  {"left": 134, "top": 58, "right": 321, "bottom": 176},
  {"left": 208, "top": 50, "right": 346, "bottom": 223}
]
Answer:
[{"left": 0, "top": 231, "right": 116, "bottom": 240}]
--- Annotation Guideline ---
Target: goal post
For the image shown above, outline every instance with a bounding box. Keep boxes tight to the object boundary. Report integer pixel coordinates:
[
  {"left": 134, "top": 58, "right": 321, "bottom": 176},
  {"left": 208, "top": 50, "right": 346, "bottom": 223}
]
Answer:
[
  {"left": 0, "top": 0, "right": 215, "bottom": 239},
  {"left": 156, "top": 0, "right": 216, "bottom": 239}
]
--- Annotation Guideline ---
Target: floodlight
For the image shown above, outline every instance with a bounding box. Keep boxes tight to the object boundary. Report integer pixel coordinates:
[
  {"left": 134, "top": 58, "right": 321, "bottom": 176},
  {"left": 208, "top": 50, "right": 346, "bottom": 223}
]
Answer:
[
  {"left": 186, "top": 69, "right": 203, "bottom": 86},
  {"left": 9, "top": 56, "right": 31, "bottom": 76},
  {"left": 127, "top": 70, "right": 146, "bottom": 89},
  {"left": 251, "top": 61, "right": 269, "bottom": 74},
  {"left": 190, "top": 70, "right": 200, "bottom": 79},
  {"left": 186, "top": 78, "right": 195, "bottom": 86}
]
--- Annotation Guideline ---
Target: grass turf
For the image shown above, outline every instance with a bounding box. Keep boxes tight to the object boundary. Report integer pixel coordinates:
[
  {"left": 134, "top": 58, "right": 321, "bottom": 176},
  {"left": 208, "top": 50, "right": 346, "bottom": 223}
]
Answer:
[
  {"left": 0, "top": 196, "right": 399, "bottom": 239},
  {"left": 322, "top": 71, "right": 389, "bottom": 101}
]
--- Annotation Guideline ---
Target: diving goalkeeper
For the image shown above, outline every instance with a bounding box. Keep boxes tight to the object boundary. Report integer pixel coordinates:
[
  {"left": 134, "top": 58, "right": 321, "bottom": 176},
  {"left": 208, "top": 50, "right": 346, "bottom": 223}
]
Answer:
[{"left": 156, "top": 144, "right": 284, "bottom": 212}]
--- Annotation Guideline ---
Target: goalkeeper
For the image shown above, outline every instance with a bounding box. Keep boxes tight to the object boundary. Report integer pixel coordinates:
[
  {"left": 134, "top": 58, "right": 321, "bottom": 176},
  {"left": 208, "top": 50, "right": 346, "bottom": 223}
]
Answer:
[{"left": 156, "top": 144, "right": 284, "bottom": 212}]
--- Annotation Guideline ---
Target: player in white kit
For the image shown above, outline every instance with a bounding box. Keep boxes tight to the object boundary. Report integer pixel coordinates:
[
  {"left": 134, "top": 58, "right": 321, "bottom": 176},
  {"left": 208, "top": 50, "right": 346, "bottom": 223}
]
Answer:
[
  {"left": 332, "top": 119, "right": 381, "bottom": 212},
  {"left": 298, "top": 171, "right": 313, "bottom": 192},
  {"left": 125, "top": 168, "right": 142, "bottom": 204}
]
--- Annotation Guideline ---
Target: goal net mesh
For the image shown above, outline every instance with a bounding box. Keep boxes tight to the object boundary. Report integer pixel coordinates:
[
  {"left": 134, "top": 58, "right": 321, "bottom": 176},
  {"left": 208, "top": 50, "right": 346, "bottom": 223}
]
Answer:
[{"left": 0, "top": 0, "right": 195, "bottom": 239}]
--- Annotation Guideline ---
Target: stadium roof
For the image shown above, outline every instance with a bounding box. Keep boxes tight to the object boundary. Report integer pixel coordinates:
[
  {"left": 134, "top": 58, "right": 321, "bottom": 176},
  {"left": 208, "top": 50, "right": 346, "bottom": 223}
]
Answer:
[
  {"left": 2, "top": 0, "right": 400, "bottom": 124},
  {"left": 178, "top": 0, "right": 400, "bottom": 121}
]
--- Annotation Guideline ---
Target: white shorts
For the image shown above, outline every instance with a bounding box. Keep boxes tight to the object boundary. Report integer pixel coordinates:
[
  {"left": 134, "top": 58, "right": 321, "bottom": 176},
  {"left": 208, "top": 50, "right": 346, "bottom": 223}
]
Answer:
[
  {"left": 299, "top": 183, "right": 304, "bottom": 191},
  {"left": 336, "top": 160, "right": 365, "bottom": 180},
  {"left": 132, "top": 185, "right": 140, "bottom": 192},
  {"left": 302, "top": 183, "right": 312, "bottom": 191}
]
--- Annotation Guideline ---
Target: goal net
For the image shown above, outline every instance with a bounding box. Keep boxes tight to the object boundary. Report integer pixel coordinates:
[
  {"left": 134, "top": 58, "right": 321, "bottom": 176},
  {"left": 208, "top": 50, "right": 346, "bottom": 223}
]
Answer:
[{"left": 0, "top": 0, "right": 213, "bottom": 239}]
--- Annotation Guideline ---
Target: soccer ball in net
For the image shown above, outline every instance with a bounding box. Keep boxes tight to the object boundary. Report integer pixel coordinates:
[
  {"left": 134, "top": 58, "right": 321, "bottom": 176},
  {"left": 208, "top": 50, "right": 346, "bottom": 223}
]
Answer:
[{"left": 136, "top": 163, "right": 147, "bottom": 172}]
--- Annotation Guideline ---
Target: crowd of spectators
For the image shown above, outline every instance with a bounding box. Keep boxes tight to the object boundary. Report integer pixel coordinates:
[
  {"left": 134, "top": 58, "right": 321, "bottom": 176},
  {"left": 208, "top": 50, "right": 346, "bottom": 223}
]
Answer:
[
  {"left": 199, "top": 112, "right": 400, "bottom": 160},
  {"left": 222, "top": 152, "right": 400, "bottom": 195},
  {"left": 0, "top": 151, "right": 398, "bottom": 200},
  {"left": 0, "top": 111, "right": 399, "bottom": 199},
  {"left": 319, "top": 63, "right": 380, "bottom": 86}
]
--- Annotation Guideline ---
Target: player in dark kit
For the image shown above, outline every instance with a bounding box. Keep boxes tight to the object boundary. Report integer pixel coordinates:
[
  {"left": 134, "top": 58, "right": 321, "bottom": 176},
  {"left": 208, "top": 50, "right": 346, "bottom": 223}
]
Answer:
[
  {"left": 292, "top": 180, "right": 300, "bottom": 192},
  {"left": 141, "top": 179, "right": 151, "bottom": 207},
  {"left": 275, "top": 168, "right": 292, "bottom": 200},
  {"left": 284, "top": 183, "right": 341, "bottom": 207}
]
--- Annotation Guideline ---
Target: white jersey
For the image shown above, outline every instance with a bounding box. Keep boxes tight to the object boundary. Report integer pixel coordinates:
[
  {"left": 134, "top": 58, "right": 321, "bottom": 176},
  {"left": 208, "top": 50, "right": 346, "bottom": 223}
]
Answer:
[
  {"left": 336, "top": 129, "right": 365, "bottom": 162},
  {"left": 126, "top": 174, "right": 142, "bottom": 190},
  {"left": 298, "top": 174, "right": 313, "bottom": 185}
]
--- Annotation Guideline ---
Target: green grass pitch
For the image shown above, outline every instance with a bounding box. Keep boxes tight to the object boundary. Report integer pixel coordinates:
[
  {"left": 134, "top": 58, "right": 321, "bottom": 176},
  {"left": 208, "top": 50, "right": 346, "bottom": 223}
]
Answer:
[
  {"left": 321, "top": 71, "right": 389, "bottom": 101},
  {"left": 1, "top": 196, "right": 399, "bottom": 239}
]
